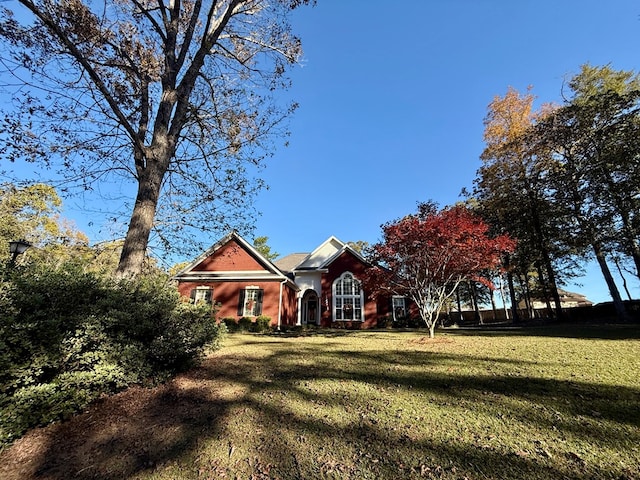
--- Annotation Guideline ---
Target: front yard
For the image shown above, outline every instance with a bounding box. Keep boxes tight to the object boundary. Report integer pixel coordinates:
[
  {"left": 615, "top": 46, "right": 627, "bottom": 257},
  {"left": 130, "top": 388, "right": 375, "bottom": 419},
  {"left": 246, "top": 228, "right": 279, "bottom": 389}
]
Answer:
[{"left": 1, "top": 325, "right": 639, "bottom": 479}]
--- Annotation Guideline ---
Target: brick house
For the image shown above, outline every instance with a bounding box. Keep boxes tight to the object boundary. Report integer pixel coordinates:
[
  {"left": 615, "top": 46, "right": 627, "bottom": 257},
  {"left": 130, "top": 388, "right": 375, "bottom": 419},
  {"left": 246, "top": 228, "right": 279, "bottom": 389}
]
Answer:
[{"left": 174, "top": 231, "right": 400, "bottom": 328}]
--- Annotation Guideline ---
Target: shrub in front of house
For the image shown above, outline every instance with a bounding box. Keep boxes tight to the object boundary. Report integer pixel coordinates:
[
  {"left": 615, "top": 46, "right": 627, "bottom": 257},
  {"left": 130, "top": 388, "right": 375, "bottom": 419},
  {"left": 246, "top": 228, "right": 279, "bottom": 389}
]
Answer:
[
  {"left": 392, "top": 315, "right": 423, "bottom": 329},
  {"left": 331, "top": 320, "right": 362, "bottom": 330},
  {"left": 238, "top": 316, "right": 253, "bottom": 331},
  {"left": 0, "top": 261, "right": 225, "bottom": 447},
  {"left": 221, "top": 317, "right": 240, "bottom": 332},
  {"left": 252, "top": 315, "right": 272, "bottom": 333},
  {"left": 377, "top": 315, "right": 394, "bottom": 329},
  {"left": 148, "top": 300, "right": 225, "bottom": 370}
]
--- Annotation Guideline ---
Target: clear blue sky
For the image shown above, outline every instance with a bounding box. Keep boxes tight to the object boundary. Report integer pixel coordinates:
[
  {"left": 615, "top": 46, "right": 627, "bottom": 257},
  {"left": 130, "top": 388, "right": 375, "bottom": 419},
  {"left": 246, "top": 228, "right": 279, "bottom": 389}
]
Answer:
[
  {"left": 250, "top": 0, "right": 640, "bottom": 304},
  {"left": 6, "top": 1, "right": 640, "bottom": 304}
]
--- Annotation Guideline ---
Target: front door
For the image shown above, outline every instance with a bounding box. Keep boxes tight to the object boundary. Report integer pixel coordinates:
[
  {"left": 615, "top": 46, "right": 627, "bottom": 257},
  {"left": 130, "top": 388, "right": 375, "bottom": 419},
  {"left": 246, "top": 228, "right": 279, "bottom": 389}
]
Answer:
[{"left": 302, "top": 291, "right": 318, "bottom": 325}]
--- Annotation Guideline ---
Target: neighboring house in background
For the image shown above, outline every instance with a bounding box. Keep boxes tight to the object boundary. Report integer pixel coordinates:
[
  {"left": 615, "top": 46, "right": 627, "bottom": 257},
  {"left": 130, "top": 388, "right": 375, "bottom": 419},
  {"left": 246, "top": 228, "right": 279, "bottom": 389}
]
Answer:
[
  {"left": 174, "top": 231, "right": 398, "bottom": 328},
  {"left": 519, "top": 288, "right": 593, "bottom": 310}
]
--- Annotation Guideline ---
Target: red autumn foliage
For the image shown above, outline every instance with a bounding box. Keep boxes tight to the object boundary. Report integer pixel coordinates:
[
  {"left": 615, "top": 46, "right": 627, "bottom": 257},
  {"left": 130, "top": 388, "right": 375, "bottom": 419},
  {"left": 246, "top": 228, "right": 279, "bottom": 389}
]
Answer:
[{"left": 367, "top": 204, "right": 515, "bottom": 336}]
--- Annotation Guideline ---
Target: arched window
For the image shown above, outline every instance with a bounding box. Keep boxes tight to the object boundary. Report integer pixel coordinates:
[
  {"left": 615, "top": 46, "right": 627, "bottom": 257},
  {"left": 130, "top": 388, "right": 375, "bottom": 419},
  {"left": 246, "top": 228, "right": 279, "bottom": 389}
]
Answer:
[{"left": 333, "top": 272, "right": 364, "bottom": 321}]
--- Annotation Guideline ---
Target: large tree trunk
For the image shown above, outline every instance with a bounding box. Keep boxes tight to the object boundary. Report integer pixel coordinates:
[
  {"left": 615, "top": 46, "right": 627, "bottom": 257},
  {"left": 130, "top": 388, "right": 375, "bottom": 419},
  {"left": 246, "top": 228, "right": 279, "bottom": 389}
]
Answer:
[
  {"left": 533, "top": 223, "right": 563, "bottom": 319},
  {"left": 614, "top": 257, "right": 633, "bottom": 300},
  {"left": 116, "top": 163, "right": 166, "bottom": 278},
  {"left": 470, "top": 281, "right": 482, "bottom": 325},
  {"left": 504, "top": 255, "right": 520, "bottom": 323},
  {"left": 545, "top": 263, "right": 563, "bottom": 320},
  {"left": 618, "top": 217, "right": 640, "bottom": 279},
  {"left": 602, "top": 171, "right": 640, "bottom": 278},
  {"left": 535, "top": 262, "right": 553, "bottom": 314},
  {"left": 520, "top": 274, "right": 533, "bottom": 319},
  {"left": 455, "top": 288, "right": 463, "bottom": 323},
  {"left": 528, "top": 191, "right": 563, "bottom": 319},
  {"left": 593, "top": 242, "right": 628, "bottom": 321}
]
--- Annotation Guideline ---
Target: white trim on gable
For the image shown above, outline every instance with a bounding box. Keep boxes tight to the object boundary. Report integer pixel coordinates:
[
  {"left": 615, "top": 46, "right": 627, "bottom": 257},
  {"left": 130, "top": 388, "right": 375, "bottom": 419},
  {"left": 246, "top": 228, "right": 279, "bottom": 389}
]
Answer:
[
  {"left": 176, "top": 271, "right": 286, "bottom": 282},
  {"left": 293, "top": 236, "right": 369, "bottom": 272},
  {"left": 172, "top": 231, "right": 298, "bottom": 291}
]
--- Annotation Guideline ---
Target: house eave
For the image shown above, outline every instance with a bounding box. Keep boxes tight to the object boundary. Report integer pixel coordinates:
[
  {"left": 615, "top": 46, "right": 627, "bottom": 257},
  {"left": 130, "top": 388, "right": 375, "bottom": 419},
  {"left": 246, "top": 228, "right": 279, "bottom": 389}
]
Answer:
[
  {"left": 292, "top": 268, "right": 328, "bottom": 274},
  {"left": 176, "top": 270, "right": 299, "bottom": 290}
]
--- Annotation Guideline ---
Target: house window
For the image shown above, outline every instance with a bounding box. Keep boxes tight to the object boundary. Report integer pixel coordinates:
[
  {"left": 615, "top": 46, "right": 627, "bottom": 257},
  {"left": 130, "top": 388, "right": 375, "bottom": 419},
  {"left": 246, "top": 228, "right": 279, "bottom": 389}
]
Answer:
[
  {"left": 333, "top": 272, "right": 363, "bottom": 321},
  {"left": 392, "top": 296, "right": 406, "bottom": 320},
  {"left": 190, "top": 286, "right": 213, "bottom": 305},
  {"left": 238, "top": 287, "right": 264, "bottom": 317}
]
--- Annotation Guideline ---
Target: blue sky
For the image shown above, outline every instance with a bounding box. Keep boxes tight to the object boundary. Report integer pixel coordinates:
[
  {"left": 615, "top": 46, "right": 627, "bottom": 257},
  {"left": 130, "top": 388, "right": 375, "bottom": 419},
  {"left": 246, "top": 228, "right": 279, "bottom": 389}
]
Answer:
[
  {"left": 250, "top": 1, "right": 640, "bottom": 304},
  {"left": 5, "top": 1, "right": 640, "bottom": 304}
]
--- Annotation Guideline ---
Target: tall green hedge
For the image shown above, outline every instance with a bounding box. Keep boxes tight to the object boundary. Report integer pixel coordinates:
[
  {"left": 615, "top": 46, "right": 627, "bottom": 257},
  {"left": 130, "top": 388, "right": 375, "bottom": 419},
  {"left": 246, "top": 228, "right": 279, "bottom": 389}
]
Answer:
[{"left": 0, "top": 262, "right": 225, "bottom": 447}]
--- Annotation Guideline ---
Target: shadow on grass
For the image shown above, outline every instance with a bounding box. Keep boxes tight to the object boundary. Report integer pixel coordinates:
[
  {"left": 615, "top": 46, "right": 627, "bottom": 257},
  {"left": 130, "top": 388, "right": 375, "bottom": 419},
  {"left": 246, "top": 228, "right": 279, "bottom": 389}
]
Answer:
[{"left": 1, "top": 333, "right": 638, "bottom": 479}]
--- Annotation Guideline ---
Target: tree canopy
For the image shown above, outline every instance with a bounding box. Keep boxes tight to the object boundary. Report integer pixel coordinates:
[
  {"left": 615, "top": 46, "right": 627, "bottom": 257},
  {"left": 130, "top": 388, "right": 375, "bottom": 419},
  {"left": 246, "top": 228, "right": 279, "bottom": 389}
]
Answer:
[
  {"left": 0, "top": 182, "right": 88, "bottom": 265},
  {"left": 472, "top": 64, "right": 640, "bottom": 318},
  {"left": 252, "top": 236, "right": 279, "bottom": 261},
  {"left": 367, "top": 203, "right": 515, "bottom": 337},
  {"left": 474, "top": 86, "right": 574, "bottom": 319},
  {"left": 0, "top": 0, "right": 313, "bottom": 277}
]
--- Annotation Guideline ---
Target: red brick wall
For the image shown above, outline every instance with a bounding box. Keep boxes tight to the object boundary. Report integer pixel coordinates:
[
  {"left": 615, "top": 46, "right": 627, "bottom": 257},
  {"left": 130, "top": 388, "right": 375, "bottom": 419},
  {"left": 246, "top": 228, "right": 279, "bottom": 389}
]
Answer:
[
  {"left": 320, "top": 250, "right": 379, "bottom": 328},
  {"left": 178, "top": 280, "right": 297, "bottom": 326},
  {"left": 192, "top": 239, "right": 263, "bottom": 272},
  {"left": 178, "top": 238, "right": 300, "bottom": 327},
  {"left": 280, "top": 283, "right": 299, "bottom": 327}
]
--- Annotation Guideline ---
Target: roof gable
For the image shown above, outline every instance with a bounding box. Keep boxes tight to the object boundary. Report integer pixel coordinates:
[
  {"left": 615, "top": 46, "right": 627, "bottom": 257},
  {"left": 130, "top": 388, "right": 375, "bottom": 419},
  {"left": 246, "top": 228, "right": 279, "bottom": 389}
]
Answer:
[
  {"left": 192, "top": 238, "right": 264, "bottom": 272},
  {"left": 173, "top": 231, "right": 297, "bottom": 288},
  {"left": 295, "top": 236, "right": 368, "bottom": 271}
]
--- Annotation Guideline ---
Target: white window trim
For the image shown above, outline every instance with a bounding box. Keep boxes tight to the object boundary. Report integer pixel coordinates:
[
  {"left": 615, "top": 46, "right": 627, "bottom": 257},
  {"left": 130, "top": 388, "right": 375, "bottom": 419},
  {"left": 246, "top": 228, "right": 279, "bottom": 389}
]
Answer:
[
  {"left": 332, "top": 271, "right": 364, "bottom": 321},
  {"left": 392, "top": 295, "right": 407, "bottom": 321},
  {"left": 242, "top": 286, "right": 263, "bottom": 317},
  {"left": 192, "top": 286, "right": 213, "bottom": 305}
]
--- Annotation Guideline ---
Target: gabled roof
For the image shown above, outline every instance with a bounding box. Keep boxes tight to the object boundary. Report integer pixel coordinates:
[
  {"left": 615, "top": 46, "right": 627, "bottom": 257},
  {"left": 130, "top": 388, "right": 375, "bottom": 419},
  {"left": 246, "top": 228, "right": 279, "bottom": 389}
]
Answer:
[
  {"left": 292, "top": 236, "right": 368, "bottom": 271},
  {"left": 274, "top": 253, "right": 310, "bottom": 273},
  {"left": 518, "top": 288, "right": 593, "bottom": 308},
  {"left": 557, "top": 289, "right": 593, "bottom": 305},
  {"left": 173, "top": 231, "right": 298, "bottom": 289}
]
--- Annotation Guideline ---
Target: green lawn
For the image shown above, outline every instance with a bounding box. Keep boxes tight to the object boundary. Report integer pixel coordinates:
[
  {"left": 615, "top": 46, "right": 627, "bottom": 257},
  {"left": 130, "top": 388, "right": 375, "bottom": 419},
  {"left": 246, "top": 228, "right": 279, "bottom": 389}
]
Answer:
[
  {"left": 3, "top": 325, "right": 640, "bottom": 479},
  {"left": 142, "top": 326, "right": 640, "bottom": 480}
]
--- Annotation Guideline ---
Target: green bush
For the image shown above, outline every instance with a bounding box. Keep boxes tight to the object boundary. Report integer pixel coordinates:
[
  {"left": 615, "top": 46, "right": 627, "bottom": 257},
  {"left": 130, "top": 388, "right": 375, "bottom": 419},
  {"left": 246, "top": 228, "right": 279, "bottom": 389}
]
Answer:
[
  {"left": 221, "top": 317, "right": 239, "bottom": 332},
  {"left": 0, "top": 261, "right": 225, "bottom": 447},
  {"left": 238, "top": 317, "right": 253, "bottom": 331},
  {"left": 149, "top": 301, "right": 223, "bottom": 370},
  {"left": 377, "top": 315, "right": 394, "bottom": 329},
  {"left": 253, "top": 315, "right": 272, "bottom": 333}
]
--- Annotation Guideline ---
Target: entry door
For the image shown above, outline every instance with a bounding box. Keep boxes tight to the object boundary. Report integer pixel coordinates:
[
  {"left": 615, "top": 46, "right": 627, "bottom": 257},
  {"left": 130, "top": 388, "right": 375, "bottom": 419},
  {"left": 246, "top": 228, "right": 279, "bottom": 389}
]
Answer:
[{"left": 302, "top": 292, "right": 318, "bottom": 325}]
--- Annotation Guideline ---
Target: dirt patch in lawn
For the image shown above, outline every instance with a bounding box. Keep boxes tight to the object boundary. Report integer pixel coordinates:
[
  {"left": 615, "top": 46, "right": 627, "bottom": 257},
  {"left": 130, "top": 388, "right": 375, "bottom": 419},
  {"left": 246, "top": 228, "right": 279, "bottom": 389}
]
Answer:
[{"left": 408, "top": 336, "right": 455, "bottom": 345}]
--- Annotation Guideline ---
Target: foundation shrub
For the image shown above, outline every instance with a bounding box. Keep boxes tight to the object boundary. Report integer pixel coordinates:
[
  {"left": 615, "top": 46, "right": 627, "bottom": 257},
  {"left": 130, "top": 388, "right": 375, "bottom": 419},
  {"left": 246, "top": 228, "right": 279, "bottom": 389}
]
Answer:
[
  {"left": 238, "top": 316, "right": 253, "bottom": 331},
  {"left": 377, "top": 315, "right": 394, "bottom": 328},
  {"left": 252, "top": 315, "right": 272, "bottom": 333},
  {"left": 0, "top": 261, "right": 225, "bottom": 447},
  {"left": 221, "top": 317, "right": 239, "bottom": 332}
]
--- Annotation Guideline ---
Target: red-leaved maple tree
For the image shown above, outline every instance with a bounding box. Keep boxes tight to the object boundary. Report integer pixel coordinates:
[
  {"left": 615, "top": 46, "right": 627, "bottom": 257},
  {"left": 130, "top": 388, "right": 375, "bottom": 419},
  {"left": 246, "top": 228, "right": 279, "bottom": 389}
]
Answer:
[{"left": 367, "top": 203, "right": 515, "bottom": 337}]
